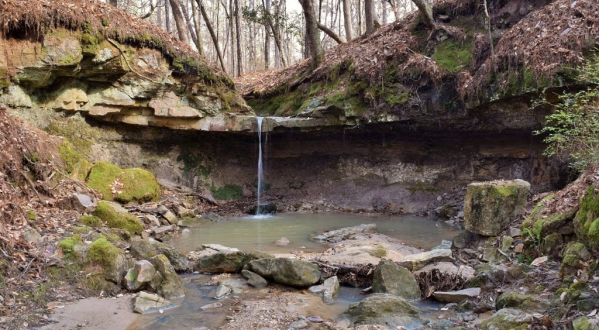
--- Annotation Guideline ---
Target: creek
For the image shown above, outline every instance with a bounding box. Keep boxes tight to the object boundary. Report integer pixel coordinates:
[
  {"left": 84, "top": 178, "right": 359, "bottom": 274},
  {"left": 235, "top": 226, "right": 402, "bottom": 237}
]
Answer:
[{"left": 127, "top": 212, "right": 459, "bottom": 329}]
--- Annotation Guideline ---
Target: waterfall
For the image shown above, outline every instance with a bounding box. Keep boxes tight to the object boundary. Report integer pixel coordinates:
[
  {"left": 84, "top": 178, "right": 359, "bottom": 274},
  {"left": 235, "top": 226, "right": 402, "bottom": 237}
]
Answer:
[{"left": 256, "top": 117, "right": 264, "bottom": 215}]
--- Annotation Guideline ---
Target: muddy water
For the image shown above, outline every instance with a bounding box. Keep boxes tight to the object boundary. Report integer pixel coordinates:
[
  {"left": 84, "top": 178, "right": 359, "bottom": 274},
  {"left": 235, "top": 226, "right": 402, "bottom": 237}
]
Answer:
[
  {"left": 129, "top": 213, "right": 459, "bottom": 329},
  {"left": 170, "top": 212, "right": 459, "bottom": 254}
]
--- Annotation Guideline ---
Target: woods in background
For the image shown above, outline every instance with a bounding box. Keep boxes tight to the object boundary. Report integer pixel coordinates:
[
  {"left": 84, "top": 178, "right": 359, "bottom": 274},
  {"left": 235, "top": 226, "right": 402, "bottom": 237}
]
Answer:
[{"left": 107, "top": 0, "right": 426, "bottom": 75}]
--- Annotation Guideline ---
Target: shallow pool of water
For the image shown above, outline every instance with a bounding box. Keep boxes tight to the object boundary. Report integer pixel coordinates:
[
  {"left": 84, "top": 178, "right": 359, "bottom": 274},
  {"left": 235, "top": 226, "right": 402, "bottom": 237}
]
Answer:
[{"left": 170, "top": 212, "right": 459, "bottom": 254}]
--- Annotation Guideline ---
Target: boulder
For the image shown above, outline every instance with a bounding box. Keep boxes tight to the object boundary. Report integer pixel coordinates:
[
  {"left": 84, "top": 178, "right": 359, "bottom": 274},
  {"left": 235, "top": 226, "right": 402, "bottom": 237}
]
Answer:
[
  {"left": 92, "top": 201, "right": 143, "bottom": 235},
  {"left": 343, "top": 294, "right": 426, "bottom": 328},
  {"left": 149, "top": 254, "right": 185, "bottom": 299},
  {"left": 249, "top": 258, "right": 320, "bottom": 287},
  {"left": 214, "top": 284, "right": 231, "bottom": 300},
  {"left": 573, "top": 316, "right": 599, "bottom": 330},
  {"left": 496, "top": 291, "right": 550, "bottom": 312},
  {"left": 313, "top": 224, "right": 377, "bottom": 243},
  {"left": 124, "top": 260, "right": 156, "bottom": 291},
  {"left": 433, "top": 288, "right": 480, "bottom": 303},
  {"left": 310, "top": 276, "right": 340, "bottom": 303},
  {"left": 195, "top": 251, "right": 247, "bottom": 273},
  {"left": 574, "top": 186, "right": 599, "bottom": 252},
  {"left": 480, "top": 308, "right": 533, "bottom": 330},
  {"left": 241, "top": 270, "right": 268, "bottom": 288},
  {"left": 464, "top": 179, "right": 530, "bottom": 236},
  {"left": 414, "top": 262, "right": 475, "bottom": 281},
  {"left": 402, "top": 249, "right": 454, "bottom": 271},
  {"left": 87, "top": 162, "right": 161, "bottom": 204},
  {"left": 561, "top": 243, "right": 592, "bottom": 275},
  {"left": 372, "top": 260, "right": 420, "bottom": 300},
  {"left": 129, "top": 238, "right": 189, "bottom": 272},
  {"left": 133, "top": 291, "right": 174, "bottom": 314},
  {"left": 86, "top": 237, "right": 133, "bottom": 284}
]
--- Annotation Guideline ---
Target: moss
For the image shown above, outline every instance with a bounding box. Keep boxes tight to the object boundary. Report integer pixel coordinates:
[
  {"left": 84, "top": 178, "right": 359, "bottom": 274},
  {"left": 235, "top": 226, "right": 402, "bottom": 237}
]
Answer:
[
  {"left": 211, "top": 184, "right": 243, "bottom": 200},
  {"left": 71, "top": 225, "right": 93, "bottom": 235},
  {"left": 433, "top": 40, "right": 473, "bottom": 73},
  {"left": 58, "top": 234, "right": 82, "bottom": 259},
  {"left": 58, "top": 140, "right": 83, "bottom": 174},
  {"left": 80, "top": 215, "right": 102, "bottom": 227},
  {"left": 92, "top": 201, "right": 143, "bottom": 235},
  {"left": 574, "top": 186, "right": 599, "bottom": 251},
  {"left": 86, "top": 237, "right": 118, "bottom": 268},
  {"left": 177, "top": 153, "right": 211, "bottom": 177},
  {"left": 573, "top": 316, "right": 597, "bottom": 330},
  {"left": 87, "top": 162, "right": 161, "bottom": 204},
  {"left": 369, "top": 245, "right": 387, "bottom": 258},
  {"left": 101, "top": 17, "right": 110, "bottom": 27},
  {"left": 26, "top": 210, "right": 36, "bottom": 221},
  {"left": 384, "top": 90, "right": 410, "bottom": 106}
]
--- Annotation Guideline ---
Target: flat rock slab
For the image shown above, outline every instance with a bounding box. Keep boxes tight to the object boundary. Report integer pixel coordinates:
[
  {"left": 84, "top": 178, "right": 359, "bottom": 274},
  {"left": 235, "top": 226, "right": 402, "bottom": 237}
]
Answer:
[
  {"left": 313, "top": 223, "right": 377, "bottom": 242},
  {"left": 402, "top": 249, "right": 454, "bottom": 271},
  {"left": 433, "top": 288, "right": 481, "bottom": 303}
]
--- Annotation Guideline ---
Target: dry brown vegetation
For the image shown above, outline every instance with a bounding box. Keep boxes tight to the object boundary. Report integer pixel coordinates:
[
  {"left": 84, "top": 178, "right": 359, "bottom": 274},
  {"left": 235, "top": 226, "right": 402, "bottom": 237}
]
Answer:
[
  {"left": 237, "top": 0, "right": 599, "bottom": 105},
  {"left": 0, "top": 0, "right": 227, "bottom": 83}
]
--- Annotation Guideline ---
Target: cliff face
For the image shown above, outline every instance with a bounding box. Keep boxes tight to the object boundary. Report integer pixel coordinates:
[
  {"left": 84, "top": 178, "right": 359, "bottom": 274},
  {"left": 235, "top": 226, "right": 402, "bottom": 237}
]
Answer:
[{"left": 0, "top": 0, "right": 252, "bottom": 131}]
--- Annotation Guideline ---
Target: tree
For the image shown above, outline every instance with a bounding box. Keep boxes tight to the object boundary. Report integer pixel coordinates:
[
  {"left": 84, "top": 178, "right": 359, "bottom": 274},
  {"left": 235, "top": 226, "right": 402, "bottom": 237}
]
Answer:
[
  {"left": 234, "top": 0, "right": 243, "bottom": 76},
  {"left": 364, "top": 0, "right": 376, "bottom": 35},
  {"left": 169, "top": 0, "right": 190, "bottom": 44},
  {"left": 197, "top": 0, "right": 227, "bottom": 72},
  {"left": 342, "top": 0, "right": 352, "bottom": 41},
  {"left": 411, "top": 0, "right": 434, "bottom": 30},
  {"left": 299, "top": 0, "right": 324, "bottom": 70},
  {"left": 109, "top": 0, "right": 118, "bottom": 7}
]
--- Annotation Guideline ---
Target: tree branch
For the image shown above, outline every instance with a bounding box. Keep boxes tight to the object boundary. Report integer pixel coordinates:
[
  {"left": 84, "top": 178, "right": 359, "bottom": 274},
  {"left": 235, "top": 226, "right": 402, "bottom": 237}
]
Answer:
[{"left": 317, "top": 22, "right": 345, "bottom": 44}]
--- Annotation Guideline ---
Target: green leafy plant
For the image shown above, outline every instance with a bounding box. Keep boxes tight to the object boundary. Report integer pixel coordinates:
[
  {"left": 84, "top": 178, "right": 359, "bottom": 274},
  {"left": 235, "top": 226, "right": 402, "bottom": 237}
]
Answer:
[{"left": 534, "top": 55, "right": 599, "bottom": 172}]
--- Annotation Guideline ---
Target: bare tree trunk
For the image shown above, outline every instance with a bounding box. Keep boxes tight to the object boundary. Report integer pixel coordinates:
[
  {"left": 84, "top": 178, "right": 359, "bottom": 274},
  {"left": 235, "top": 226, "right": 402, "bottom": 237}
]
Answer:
[
  {"left": 165, "top": 0, "right": 171, "bottom": 32},
  {"left": 157, "top": 0, "right": 164, "bottom": 28},
  {"left": 109, "top": 0, "right": 118, "bottom": 7},
  {"left": 382, "top": 0, "right": 387, "bottom": 24},
  {"left": 197, "top": 0, "right": 227, "bottom": 72},
  {"left": 169, "top": 0, "right": 190, "bottom": 44},
  {"left": 234, "top": 0, "right": 243, "bottom": 76},
  {"left": 229, "top": 0, "right": 235, "bottom": 75},
  {"left": 265, "top": 3, "right": 287, "bottom": 67},
  {"left": 357, "top": 0, "right": 362, "bottom": 36},
  {"left": 264, "top": 0, "right": 271, "bottom": 70},
  {"left": 191, "top": 0, "right": 205, "bottom": 55},
  {"left": 317, "top": 22, "right": 345, "bottom": 44},
  {"left": 364, "top": 0, "right": 375, "bottom": 35},
  {"left": 180, "top": 1, "right": 200, "bottom": 49},
  {"left": 411, "top": 0, "right": 434, "bottom": 30},
  {"left": 299, "top": 0, "right": 324, "bottom": 70}
]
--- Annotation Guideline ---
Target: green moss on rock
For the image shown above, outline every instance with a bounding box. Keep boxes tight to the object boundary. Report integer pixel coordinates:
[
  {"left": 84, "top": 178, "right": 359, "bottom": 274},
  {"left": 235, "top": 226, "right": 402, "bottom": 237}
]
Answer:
[
  {"left": 92, "top": 201, "right": 143, "bottom": 235},
  {"left": 58, "top": 234, "right": 82, "bottom": 259},
  {"left": 86, "top": 237, "right": 119, "bottom": 268},
  {"left": 433, "top": 40, "right": 473, "bottom": 73},
  {"left": 211, "top": 184, "right": 243, "bottom": 200},
  {"left": 87, "top": 162, "right": 161, "bottom": 204},
  {"left": 80, "top": 215, "right": 102, "bottom": 227},
  {"left": 574, "top": 186, "right": 599, "bottom": 252}
]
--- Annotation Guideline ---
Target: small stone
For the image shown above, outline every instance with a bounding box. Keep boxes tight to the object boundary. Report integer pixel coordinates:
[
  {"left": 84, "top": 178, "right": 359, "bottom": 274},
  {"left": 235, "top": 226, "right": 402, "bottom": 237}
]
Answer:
[
  {"left": 433, "top": 288, "right": 481, "bottom": 303},
  {"left": 274, "top": 237, "right": 290, "bottom": 246},
  {"left": 289, "top": 320, "right": 309, "bottom": 329},
  {"left": 214, "top": 285, "right": 231, "bottom": 299},
  {"left": 530, "top": 256, "right": 548, "bottom": 266},
  {"left": 509, "top": 227, "right": 522, "bottom": 237},
  {"left": 514, "top": 243, "right": 524, "bottom": 253}
]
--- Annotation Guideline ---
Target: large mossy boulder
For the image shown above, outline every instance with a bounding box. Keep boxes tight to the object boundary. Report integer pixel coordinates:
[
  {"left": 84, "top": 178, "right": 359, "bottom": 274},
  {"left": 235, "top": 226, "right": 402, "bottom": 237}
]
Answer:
[
  {"left": 574, "top": 186, "right": 599, "bottom": 252},
  {"left": 561, "top": 242, "right": 592, "bottom": 276},
  {"left": 248, "top": 258, "right": 320, "bottom": 287},
  {"left": 464, "top": 179, "right": 530, "bottom": 236},
  {"left": 343, "top": 294, "right": 426, "bottom": 328},
  {"left": 129, "top": 238, "right": 189, "bottom": 272},
  {"left": 93, "top": 201, "right": 144, "bottom": 235},
  {"left": 372, "top": 260, "right": 420, "bottom": 299},
  {"left": 87, "top": 162, "right": 161, "bottom": 204},
  {"left": 195, "top": 251, "right": 248, "bottom": 273},
  {"left": 86, "top": 237, "right": 133, "bottom": 284}
]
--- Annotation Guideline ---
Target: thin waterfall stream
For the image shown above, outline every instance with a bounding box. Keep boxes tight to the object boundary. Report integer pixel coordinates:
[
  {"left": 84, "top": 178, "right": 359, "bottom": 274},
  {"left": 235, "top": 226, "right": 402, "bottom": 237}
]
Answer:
[{"left": 256, "top": 117, "right": 265, "bottom": 216}]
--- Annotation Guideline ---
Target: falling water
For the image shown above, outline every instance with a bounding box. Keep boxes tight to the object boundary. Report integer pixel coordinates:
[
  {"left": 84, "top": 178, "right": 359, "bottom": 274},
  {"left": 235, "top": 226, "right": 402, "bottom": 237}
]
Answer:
[{"left": 256, "top": 117, "right": 264, "bottom": 215}]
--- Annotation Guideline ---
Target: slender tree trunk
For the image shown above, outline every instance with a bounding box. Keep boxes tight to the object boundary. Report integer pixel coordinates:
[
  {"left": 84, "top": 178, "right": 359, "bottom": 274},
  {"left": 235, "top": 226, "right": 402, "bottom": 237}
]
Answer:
[
  {"left": 264, "top": 0, "right": 271, "bottom": 70},
  {"left": 317, "top": 22, "right": 345, "bottom": 43},
  {"left": 165, "top": 0, "right": 171, "bottom": 32},
  {"left": 299, "top": 0, "right": 324, "bottom": 70},
  {"left": 197, "top": 0, "right": 227, "bottom": 72},
  {"left": 382, "top": 0, "right": 387, "bottom": 24},
  {"left": 157, "top": 0, "right": 164, "bottom": 29},
  {"left": 169, "top": 0, "right": 190, "bottom": 44},
  {"left": 109, "top": 0, "right": 118, "bottom": 7},
  {"left": 411, "top": 0, "right": 434, "bottom": 30},
  {"left": 234, "top": 0, "right": 243, "bottom": 76},
  {"left": 357, "top": 0, "right": 362, "bottom": 36},
  {"left": 364, "top": 0, "right": 375, "bottom": 35},
  {"left": 191, "top": 0, "right": 205, "bottom": 55},
  {"left": 228, "top": 0, "right": 235, "bottom": 74},
  {"left": 180, "top": 1, "right": 200, "bottom": 49}
]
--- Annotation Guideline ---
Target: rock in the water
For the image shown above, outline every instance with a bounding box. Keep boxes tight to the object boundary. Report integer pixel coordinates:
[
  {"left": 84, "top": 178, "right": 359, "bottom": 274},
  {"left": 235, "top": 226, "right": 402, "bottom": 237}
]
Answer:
[
  {"left": 200, "top": 244, "right": 241, "bottom": 253},
  {"left": 343, "top": 294, "right": 426, "bottom": 328},
  {"left": 195, "top": 251, "right": 246, "bottom": 273},
  {"left": 433, "top": 288, "right": 481, "bottom": 303},
  {"left": 480, "top": 308, "right": 533, "bottom": 330},
  {"left": 313, "top": 224, "right": 377, "bottom": 243},
  {"left": 149, "top": 254, "right": 185, "bottom": 299},
  {"left": 322, "top": 276, "right": 340, "bottom": 304},
  {"left": 133, "top": 291, "right": 173, "bottom": 314},
  {"left": 241, "top": 270, "right": 269, "bottom": 288},
  {"left": 249, "top": 258, "right": 320, "bottom": 287},
  {"left": 124, "top": 260, "right": 157, "bottom": 291},
  {"left": 402, "top": 249, "right": 454, "bottom": 271},
  {"left": 129, "top": 238, "right": 189, "bottom": 272},
  {"left": 214, "top": 284, "right": 231, "bottom": 300},
  {"left": 464, "top": 179, "right": 530, "bottom": 236},
  {"left": 274, "top": 237, "right": 290, "bottom": 246},
  {"left": 372, "top": 260, "right": 420, "bottom": 300}
]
